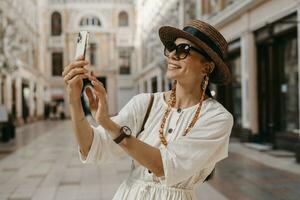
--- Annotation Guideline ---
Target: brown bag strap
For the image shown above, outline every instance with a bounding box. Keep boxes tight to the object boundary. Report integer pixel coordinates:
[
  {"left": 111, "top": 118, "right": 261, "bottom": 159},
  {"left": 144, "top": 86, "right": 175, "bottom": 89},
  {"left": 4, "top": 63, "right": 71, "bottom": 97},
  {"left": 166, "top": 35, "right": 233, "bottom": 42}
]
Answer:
[{"left": 136, "top": 93, "right": 154, "bottom": 139}]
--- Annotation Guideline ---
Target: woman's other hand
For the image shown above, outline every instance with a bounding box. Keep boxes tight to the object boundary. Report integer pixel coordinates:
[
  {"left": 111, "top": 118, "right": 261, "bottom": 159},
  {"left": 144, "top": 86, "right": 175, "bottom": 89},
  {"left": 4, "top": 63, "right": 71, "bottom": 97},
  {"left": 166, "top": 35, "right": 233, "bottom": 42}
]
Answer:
[
  {"left": 62, "top": 55, "right": 90, "bottom": 103},
  {"left": 84, "top": 72, "right": 109, "bottom": 125}
]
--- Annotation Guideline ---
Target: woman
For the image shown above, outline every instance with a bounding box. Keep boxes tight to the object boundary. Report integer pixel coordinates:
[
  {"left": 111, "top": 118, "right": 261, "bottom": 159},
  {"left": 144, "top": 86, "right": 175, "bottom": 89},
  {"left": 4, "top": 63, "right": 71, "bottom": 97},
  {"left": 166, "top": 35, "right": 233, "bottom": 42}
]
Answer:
[{"left": 62, "top": 19, "right": 234, "bottom": 200}]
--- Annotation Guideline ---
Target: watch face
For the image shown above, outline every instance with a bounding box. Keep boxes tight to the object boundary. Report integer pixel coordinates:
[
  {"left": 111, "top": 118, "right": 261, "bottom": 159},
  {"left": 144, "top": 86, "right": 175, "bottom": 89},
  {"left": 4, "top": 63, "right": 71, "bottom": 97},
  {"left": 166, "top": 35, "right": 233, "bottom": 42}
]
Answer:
[{"left": 122, "top": 126, "right": 132, "bottom": 136}]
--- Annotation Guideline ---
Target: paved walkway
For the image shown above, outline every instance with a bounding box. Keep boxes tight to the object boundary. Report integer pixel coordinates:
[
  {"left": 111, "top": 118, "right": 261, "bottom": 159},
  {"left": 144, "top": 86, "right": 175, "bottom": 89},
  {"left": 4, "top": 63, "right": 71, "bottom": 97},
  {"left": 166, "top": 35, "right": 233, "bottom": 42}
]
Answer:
[
  {"left": 0, "top": 120, "right": 225, "bottom": 200},
  {"left": 0, "top": 120, "right": 299, "bottom": 200}
]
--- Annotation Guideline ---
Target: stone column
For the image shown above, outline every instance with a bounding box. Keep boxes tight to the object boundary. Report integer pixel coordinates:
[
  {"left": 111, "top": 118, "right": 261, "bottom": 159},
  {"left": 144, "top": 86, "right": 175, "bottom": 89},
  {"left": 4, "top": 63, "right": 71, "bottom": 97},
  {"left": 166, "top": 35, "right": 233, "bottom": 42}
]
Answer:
[
  {"left": 109, "top": 34, "right": 115, "bottom": 70},
  {"left": 157, "top": 73, "right": 162, "bottom": 92},
  {"left": 138, "top": 78, "right": 144, "bottom": 93},
  {"left": 241, "top": 32, "right": 258, "bottom": 137},
  {"left": 178, "top": 0, "right": 185, "bottom": 28},
  {"left": 195, "top": 0, "right": 202, "bottom": 19},
  {"left": 107, "top": 74, "right": 117, "bottom": 116},
  {"left": 36, "top": 82, "right": 44, "bottom": 118},
  {"left": 16, "top": 77, "right": 23, "bottom": 124}
]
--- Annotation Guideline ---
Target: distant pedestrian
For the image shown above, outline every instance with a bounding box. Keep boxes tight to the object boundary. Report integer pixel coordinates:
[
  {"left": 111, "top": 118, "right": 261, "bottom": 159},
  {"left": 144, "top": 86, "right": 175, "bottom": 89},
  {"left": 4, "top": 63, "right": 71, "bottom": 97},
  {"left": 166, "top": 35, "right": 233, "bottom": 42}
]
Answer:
[{"left": 63, "top": 19, "right": 234, "bottom": 199}]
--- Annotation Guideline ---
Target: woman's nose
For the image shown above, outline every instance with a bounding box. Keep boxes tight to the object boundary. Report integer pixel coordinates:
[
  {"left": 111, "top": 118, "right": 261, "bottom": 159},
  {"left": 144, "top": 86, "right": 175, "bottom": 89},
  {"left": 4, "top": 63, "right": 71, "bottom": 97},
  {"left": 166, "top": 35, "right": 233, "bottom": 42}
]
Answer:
[{"left": 168, "top": 49, "right": 178, "bottom": 60}]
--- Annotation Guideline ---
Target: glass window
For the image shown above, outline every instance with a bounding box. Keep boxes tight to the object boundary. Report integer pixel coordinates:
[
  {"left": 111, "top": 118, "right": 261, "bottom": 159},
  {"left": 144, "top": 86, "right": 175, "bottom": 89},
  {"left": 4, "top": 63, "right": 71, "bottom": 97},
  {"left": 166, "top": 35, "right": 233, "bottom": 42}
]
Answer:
[
  {"left": 228, "top": 54, "right": 242, "bottom": 127},
  {"left": 280, "top": 37, "right": 299, "bottom": 133},
  {"left": 118, "top": 11, "right": 129, "bottom": 27},
  {"left": 52, "top": 52, "right": 63, "bottom": 76},
  {"left": 80, "top": 16, "right": 101, "bottom": 27},
  {"left": 151, "top": 77, "right": 157, "bottom": 93},
  {"left": 119, "top": 49, "right": 131, "bottom": 75},
  {"left": 51, "top": 11, "right": 62, "bottom": 36},
  {"left": 89, "top": 43, "right": 96, "bottom": 65}
]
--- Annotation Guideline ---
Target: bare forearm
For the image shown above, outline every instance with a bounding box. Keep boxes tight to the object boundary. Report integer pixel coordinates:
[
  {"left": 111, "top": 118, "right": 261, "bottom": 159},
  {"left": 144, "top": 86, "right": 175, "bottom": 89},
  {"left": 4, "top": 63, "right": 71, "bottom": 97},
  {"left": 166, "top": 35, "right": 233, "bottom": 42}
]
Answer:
[
  {"left": 69, "top": 99, "right": 93, "bottom": 157},
  {"left": 102, "top": 119, "right": 164, "bottom": 177},
  {"left": 121, "top": 136, "right": 164, "bottom": 176}
]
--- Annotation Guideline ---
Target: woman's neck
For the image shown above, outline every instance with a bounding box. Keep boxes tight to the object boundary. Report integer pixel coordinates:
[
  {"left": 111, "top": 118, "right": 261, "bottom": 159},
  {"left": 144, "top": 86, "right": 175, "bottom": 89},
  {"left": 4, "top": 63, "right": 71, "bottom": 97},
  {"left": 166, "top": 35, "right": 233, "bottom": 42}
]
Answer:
[{"left": 164, "top": 82, "right": 209, "bottom": 109}]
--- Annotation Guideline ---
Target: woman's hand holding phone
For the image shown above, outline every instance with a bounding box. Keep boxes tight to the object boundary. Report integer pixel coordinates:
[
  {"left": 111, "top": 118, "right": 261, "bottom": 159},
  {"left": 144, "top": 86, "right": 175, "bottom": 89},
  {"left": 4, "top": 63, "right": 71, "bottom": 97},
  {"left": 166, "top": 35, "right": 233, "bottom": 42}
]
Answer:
[
  {"left": 62, "top": 55, "right": 90, "bottom": 104},
  {"left": 63, "top": 56, "right": 109, "bottom": 125}
]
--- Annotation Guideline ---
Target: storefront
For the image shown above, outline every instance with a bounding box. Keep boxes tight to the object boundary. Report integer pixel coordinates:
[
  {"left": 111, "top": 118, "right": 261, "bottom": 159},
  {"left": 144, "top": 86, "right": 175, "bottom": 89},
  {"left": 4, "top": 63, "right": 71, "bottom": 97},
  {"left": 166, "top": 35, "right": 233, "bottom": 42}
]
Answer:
[{"left": 255, "top": 13, "right": 299, "bottom": 150}]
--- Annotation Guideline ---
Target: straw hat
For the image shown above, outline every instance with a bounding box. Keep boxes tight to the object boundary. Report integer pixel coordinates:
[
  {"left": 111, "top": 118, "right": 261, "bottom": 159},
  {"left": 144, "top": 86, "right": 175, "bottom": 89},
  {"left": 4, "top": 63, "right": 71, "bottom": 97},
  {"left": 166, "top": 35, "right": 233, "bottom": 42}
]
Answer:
[{"left": 159, "top": 19, "right": 231, "bottom": 84}]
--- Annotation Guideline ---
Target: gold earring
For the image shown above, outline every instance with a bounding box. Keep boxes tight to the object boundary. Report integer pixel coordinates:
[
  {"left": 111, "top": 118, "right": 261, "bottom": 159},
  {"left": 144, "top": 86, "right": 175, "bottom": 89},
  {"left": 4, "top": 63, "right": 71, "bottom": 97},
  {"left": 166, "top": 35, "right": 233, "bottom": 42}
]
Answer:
[{"left": 201, "top": 74, "right": 209, "bottom": 91}]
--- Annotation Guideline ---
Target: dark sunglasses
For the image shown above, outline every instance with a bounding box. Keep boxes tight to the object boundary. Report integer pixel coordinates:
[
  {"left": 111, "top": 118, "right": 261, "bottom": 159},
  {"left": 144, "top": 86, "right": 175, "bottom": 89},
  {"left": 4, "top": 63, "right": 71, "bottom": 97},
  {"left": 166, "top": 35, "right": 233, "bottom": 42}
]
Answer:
[{"left": 164, "top": 42, "right": 211, "bottom": 60}]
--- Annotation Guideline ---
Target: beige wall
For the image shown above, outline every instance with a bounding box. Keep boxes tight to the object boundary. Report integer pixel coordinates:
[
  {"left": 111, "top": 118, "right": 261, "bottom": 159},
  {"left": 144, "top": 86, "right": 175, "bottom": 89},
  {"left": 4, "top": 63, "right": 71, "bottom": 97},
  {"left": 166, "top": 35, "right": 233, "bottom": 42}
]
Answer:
[{"left": 215, "top": 0, "right": 298, "bottom": 42}]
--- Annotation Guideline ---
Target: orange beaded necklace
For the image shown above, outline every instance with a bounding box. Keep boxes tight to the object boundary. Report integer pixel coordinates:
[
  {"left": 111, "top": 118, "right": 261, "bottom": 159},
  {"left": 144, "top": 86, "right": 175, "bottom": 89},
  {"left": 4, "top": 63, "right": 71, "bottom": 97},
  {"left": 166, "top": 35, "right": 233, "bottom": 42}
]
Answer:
[{"left": 159, "top": 76, "right": 209, "bottom": 147}]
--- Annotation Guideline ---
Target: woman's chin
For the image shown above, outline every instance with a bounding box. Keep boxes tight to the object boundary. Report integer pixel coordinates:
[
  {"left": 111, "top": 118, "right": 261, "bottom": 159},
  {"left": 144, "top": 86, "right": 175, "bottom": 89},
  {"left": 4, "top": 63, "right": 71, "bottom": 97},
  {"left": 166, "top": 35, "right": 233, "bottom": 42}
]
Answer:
[{"left": 166, "top": 70, "right": 182, "bottom": 79}]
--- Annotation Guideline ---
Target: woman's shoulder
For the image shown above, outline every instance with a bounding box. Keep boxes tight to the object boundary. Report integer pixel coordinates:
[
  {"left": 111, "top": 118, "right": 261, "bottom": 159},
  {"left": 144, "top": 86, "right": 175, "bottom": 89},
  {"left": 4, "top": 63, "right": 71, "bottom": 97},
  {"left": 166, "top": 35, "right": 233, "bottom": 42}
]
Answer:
[
  {"left": 132, "top": 92, "right": 151, "bottom": 103},
  {"left": 204, "top": 98, "right": 234, "bottom": 124},
  {"left": 132, "top": 92, "right": 161, "bottom": 104}
]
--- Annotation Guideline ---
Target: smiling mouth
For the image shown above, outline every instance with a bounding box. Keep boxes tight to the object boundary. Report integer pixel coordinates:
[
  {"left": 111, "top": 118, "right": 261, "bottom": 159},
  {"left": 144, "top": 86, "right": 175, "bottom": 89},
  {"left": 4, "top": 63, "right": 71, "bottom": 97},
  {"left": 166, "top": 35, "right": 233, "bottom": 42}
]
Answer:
[{"left": 168, "top": 63, "right": 181, "bottom": 70}]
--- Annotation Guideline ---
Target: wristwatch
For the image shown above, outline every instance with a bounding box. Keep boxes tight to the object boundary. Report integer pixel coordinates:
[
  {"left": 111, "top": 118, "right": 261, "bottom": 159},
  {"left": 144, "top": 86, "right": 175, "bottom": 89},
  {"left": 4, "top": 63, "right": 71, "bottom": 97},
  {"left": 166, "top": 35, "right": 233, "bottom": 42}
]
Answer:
[{"left": 113, "top": 126, "right": 132, "bottom": 144}]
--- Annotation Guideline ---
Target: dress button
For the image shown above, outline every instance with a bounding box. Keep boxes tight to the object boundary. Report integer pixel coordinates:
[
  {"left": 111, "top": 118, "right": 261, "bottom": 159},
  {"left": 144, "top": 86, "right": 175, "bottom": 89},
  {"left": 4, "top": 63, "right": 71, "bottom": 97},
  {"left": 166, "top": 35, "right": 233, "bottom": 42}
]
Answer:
[
  {"left": 177, "top": 108, "right": 182, "bottom": 113},
  {"left": 168, "top": 128, "right": 173, "bottom": 133}
]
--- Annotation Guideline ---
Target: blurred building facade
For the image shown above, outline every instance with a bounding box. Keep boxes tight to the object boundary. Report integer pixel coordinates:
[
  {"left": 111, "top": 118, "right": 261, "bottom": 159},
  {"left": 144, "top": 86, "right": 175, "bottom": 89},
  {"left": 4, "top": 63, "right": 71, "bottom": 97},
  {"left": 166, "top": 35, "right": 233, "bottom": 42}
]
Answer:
[
  {"left": 200, "top": 0, "right": 299, "bottom": 152},
  {"left": 134, "top": 0, "right": 300, "bottom": 154},
  {"left": 0, "top": 0, "right": 299, "bottom": 157},
  {"left": 39, "top": 0, "right": 136, "bottom": 118},
  {"left": 0, "top": 0, "right": 136, "bottom": 124},
  {"left": 0, "top": 0, "right": 44, "bottom": 125}
]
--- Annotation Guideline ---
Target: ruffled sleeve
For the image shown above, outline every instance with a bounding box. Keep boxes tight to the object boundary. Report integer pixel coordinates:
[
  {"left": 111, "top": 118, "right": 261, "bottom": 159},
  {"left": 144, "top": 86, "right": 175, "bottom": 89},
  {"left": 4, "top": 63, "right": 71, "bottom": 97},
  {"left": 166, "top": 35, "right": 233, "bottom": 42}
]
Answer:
[
  {"left": 158, "top": 109, "right": 234, "bottom": 186},
  {"left": 78, "top": 93, "right": 151, "bottom": 164}
]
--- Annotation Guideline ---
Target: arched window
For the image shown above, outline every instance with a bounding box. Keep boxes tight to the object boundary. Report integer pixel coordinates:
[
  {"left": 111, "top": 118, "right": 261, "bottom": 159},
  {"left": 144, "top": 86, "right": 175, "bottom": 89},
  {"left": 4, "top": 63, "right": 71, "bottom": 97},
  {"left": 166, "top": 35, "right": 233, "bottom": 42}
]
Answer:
[
  {"left": 51, "top": 11, "right": 62, "bottom": 36},
  {"left": 118, "top": 11, "right": 129, "bottom": 27},
  {"left": 79, "top": 16, "right": 101, "bottom": 27}
]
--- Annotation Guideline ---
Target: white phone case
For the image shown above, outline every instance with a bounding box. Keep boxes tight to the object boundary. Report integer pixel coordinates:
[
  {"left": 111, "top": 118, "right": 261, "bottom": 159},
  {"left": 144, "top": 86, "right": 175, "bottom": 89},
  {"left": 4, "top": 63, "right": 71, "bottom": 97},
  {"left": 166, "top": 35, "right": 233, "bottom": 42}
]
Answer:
[{"left": 75, "top": 31, "right": 89, "bottom": 59}]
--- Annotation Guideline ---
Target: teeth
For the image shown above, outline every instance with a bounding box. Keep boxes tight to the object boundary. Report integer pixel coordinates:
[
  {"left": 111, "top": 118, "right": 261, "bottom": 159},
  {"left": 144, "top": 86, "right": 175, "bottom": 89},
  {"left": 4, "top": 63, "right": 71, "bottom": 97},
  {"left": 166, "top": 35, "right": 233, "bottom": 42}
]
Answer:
[
  {"left": 168, "top": 64, "right": 181, "bottom": 69},
  {"left": 168, "top": 66, "right": 180, "bottom": 70}
]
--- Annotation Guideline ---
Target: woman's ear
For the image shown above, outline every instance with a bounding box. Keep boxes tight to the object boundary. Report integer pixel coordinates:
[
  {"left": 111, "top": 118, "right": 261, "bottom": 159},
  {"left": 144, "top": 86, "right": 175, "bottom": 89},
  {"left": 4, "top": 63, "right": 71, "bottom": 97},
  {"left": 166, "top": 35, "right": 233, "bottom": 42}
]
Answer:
[{"left": 204, "top": 62, "right": 215, "bottom": 74}]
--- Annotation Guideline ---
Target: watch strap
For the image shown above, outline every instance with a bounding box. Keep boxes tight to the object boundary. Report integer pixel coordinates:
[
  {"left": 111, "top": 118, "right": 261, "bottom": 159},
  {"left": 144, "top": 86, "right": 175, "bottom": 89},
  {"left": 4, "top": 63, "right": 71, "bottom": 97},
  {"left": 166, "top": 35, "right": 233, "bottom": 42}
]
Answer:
[
  {"left": 113, "top": 126, "right": 131, "bottom": 144},
  {"left": 113, "top": 132, "right": 127, "bottom": 144}
]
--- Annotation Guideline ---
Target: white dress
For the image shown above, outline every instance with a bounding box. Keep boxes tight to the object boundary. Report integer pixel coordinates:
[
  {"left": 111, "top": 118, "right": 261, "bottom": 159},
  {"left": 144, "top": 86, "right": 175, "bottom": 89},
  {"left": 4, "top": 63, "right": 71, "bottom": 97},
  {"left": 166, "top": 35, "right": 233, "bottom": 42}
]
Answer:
[{"left": 78, "top": 92, "right": 234, "bottom": 200}]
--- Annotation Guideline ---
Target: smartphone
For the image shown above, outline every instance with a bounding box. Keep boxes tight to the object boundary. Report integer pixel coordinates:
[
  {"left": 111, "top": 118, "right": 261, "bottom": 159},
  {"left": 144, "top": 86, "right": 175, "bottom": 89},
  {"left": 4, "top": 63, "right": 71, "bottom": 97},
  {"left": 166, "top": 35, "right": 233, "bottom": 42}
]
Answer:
[
  {"left": 75, "top": 31, "right": 89, "bottom": 59},
  {"left": 75, "top": 31, "right": 92, "bottom": 115},
  {"left": 75, "top": 31, "right": 92, "bottom": 86}
]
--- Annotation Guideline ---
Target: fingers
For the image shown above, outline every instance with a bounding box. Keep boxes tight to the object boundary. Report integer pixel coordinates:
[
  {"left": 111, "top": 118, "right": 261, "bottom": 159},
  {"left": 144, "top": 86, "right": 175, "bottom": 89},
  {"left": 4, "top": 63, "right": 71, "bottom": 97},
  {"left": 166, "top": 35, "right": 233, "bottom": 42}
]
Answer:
[
  {"left": 63, "top": 68, "right": 89, "bottom": 84},
  {"left": 87, "top": 77, "right": 106, "bottom": 105},
  {"left": 68, "top": 74, "right": 89, "bottom": 86},
  {"left": 85, "top": 86, "right": 95, "bottom": 105},
  {"left": 62, "top": 60, "right": 89, "bottom": 77},
  {"left": 90, "top": 77, "right": 106, "bottom": 95}
]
